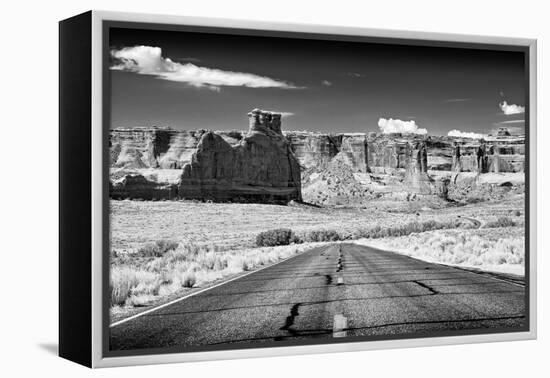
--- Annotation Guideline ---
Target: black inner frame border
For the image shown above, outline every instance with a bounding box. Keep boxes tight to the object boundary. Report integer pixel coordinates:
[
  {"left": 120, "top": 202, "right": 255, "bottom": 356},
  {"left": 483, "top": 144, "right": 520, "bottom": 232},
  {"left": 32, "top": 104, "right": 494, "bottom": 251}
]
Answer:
[{"left": 101, "top": 19, "right": 531, "bottom": 359}]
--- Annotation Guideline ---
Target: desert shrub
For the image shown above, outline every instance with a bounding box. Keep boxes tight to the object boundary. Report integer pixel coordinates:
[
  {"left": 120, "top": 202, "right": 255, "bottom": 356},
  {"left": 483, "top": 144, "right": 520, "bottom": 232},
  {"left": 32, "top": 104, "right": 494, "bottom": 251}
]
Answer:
[
  {"left": 256, "top": 228, "right": 295, "bottom": 247},
  {"left": 290, "top": 233, "right": 304, "bottom": 244},
  {"left": 368, "top": 225, "right": 383, "bottom": 238},
  {"left": 304, "top": 229, "right": 342, "bottom": 242},
  {"left": 228, "top": 256, "right": 250, "bottom": 272},
  {"left": 196, "top": 251, "right": 218, "bottom": 270},
  {"left": 135, "top": 239, "right": 179, "bottom": 258},
  {"left": 485, "top": 216, "right": 516, "bottom": 228},
  {"left": 352, "top": 219, "right": 459, "bottom": 240},
  {"left": 126, "top": 294, "right": 156, "bottom": 307},
  {"left": 181, "top": 271, "right": 196, "bottom": 288},
  {"left": 110, "top": 266, "right": 159, "bottom": 307},
  {"left": 466, "top": 196, "right": 484, "bottom": 204},
  {"left": 164, "top": 263, "right": 198, "bottom": 289},
  {"left": 336, "top": 230, "right": 354, "bottom": 240}
]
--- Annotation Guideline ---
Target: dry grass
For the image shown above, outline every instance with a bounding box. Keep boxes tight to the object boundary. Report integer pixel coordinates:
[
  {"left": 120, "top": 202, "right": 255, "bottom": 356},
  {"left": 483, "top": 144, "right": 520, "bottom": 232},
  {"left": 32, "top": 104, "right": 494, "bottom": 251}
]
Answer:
[
  {"left": 483, "top": 216, "right": 519, "bottom": 228},
  {"left": 110, "top": 242, "right": 310, "bottom": 312},
  {"left": 110, "top": 267, "right": 161, "bottom": 307},
  {"left": 357, "top": 227, "right": 525, "bottom": 275}
]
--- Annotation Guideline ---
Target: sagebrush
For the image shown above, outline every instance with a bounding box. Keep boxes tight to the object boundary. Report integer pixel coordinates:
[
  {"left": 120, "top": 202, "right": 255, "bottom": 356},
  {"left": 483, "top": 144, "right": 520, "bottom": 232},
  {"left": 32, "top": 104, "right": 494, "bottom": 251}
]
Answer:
[{"left": 256, "top": 228, "right": 295, "bottom": 247}]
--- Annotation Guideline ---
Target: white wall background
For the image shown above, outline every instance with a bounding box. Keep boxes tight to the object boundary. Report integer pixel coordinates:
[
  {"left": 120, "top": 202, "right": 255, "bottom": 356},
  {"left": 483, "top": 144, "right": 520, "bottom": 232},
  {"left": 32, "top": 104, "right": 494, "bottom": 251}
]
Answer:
[{"left": 1, "top": 0, "right": 546, "bottom": 376}]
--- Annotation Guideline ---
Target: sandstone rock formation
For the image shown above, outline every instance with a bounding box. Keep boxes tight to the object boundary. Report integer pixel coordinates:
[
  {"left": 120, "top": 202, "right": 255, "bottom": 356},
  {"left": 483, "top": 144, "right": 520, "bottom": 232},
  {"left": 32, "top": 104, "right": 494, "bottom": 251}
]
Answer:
[
  {"left": 366, "top": 134, "right": 417, "bottom": 173},
  {"left": 177, "top": 109, "right": 302, "bottom": 203},
  {"left": 284, "top": 132, "right": 340, "bottom": 170},
  {"left": 110, "top": 174, "right": 178, "bottom": 200},
  {"left": 284, "top": 132, "right": 369, "bottom": 173},
  {"left": 339, "top": 134, "right": 369, "bottom": 173},
  {"left": 448, "top": 136, "right": 524, "bottom": 173},
  {"left": 109, "top": 121, "right": 525, "bottom": 205},
  {"left": 111, "top": 127, "right": 525, "bottom": 175},
  {"left": 404, "top": 141, "right": 432, "bottom": 195},
  {"left": 110, "top": 127, "right": 243, "bottom": 170}
]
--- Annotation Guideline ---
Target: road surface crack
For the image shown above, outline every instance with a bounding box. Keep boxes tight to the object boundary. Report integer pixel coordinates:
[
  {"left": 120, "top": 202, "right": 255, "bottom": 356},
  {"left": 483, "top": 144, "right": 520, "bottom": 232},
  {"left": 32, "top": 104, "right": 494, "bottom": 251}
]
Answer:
[
  {"left": 280, "top": 303, "right": 301, "bottom": 336},
  {"left": 413, "top": 280, "right": 439, "bottom": 295}
]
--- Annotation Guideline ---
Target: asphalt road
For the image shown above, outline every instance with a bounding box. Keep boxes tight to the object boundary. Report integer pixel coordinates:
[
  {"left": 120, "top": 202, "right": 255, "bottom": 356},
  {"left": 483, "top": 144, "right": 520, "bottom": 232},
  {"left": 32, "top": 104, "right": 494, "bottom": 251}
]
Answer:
[{"left": 110, "top": 243, "right": 526, "bottom": 351}]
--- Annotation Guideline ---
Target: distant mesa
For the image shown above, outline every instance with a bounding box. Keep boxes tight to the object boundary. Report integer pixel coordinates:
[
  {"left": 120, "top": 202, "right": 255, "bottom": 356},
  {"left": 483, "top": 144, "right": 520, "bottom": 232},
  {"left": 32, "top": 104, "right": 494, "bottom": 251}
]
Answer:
[{"left": 109, "top": 111, "right": 525, "bottom": 204}]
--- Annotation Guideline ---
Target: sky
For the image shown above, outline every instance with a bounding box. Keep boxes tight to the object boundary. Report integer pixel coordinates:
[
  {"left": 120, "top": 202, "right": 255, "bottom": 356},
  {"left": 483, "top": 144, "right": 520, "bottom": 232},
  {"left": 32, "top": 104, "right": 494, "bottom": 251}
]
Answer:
[{"left": 109, "top": 27, "right": 527, "bottom": 136}]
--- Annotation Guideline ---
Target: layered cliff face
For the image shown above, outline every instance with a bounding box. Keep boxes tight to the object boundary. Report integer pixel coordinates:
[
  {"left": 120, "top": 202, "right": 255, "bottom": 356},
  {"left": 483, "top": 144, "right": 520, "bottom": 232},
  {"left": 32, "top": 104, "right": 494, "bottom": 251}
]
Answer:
[
  {"left": 284, "top": 133, "right": 369, "bottom": 173},
  {"left": 424, "top": 135, "right": 525, "bottom": 174},
  {"left": 109, "top": 121, "right": 525, "bottom": 205},
  {"left": 366, "top": 134, "right": 426, "bottom": 173},
  {"left": 110, "top": 127, "right": 170, "bottom": 169},
  {"left": 339, "top": 134, "right": 369, "bottom": 173},
  {"left": 111, "top": 128, "right": 525, "bottom": 175},
  {"left": 110, "top": 128, "right": 243, "bottom": 169},
  {"left": 284, "top": 132, "right": 339, "bottom": 170}
]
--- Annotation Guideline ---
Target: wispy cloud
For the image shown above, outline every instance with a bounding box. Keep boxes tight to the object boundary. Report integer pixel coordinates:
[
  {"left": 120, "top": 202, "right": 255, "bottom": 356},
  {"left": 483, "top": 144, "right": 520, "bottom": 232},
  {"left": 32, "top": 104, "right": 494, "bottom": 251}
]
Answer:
[
  {"left": 321, "top": 80, "right": 332, "bottom": 86},
  {"left": 448, "top": 129, "right": 485, "bottom": 139},
  {"left": 279, "top": 112, "right": 294, "bottom": 118},
  {"left": 266, "top": 110, "right": 294, "bottom": 118},
  {"left": 346, "top": 72, "right": 365, "bottom": 78},
  {"left": 495, "top": 119, "right": 525, "bottom": 125},
  {"left": 499, "top": 101, "right": 525, "bottom": 115},
  {"left": 110, "top": 45, "right": 302, "bottom": 91},
  {"left": 378, "top": 118, "right": 427, "bottom": 135},
  {"left": 443, "top": 98, "right": 470, "bottom": 103}
]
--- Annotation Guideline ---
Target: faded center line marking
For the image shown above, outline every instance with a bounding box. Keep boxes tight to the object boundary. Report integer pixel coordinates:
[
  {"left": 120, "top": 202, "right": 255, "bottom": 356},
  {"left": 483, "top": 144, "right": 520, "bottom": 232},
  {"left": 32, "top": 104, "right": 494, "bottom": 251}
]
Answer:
[{"left": 333, "top": 314, "right": 348, "bottom": 338}]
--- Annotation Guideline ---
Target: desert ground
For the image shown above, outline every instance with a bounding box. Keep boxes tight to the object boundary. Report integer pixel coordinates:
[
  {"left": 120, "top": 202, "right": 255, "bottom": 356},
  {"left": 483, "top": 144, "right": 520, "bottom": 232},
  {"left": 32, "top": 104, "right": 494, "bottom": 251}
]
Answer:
[{"left": 110, "top": 193, "right": 525, "bottom": 321}]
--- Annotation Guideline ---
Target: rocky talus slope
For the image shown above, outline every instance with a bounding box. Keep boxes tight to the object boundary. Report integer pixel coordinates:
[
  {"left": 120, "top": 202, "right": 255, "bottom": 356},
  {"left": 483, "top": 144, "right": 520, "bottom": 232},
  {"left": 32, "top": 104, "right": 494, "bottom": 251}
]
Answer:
[{"left": 301, "top": 154, "right": 373, "bottom": 206}]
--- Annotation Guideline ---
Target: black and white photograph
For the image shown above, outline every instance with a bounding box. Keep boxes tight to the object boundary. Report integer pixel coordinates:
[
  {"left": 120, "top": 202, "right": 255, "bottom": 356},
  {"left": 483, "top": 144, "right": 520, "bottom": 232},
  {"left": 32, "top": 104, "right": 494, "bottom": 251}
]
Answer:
[
  {"left": 106, "top": 24, "right": 529, "bottom": 355},
  {"left": 4, "top": 0, "right": 550, "bottom": 374}
]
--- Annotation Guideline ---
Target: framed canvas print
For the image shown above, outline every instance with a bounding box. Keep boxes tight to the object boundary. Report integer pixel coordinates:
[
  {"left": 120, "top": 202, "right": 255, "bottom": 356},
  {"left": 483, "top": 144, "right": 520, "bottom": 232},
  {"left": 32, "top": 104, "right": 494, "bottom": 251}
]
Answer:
[{"left": 59, "top": 10, "right": 537, "bottom": 368}]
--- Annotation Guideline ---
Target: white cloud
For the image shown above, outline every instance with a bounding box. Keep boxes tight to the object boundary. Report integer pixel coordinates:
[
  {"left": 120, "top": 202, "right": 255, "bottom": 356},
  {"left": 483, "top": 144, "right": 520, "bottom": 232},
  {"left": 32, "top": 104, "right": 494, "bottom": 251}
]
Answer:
[
  {"left": 265, "top": 110, "right": 294, "bottom": 118},
  {"left": 110, "top": 45, "right": 301, "bottom": 90},
  {"left": 378, "top": 118, "right": 427, "bottom": 135},
  {"left": 321, "top": 80, "right": 332, "bottom": 86},
  {"left": 499, "top": 101, "right": 525, "bottom": 115},
  {"left": 447, "top": 129, "right": 485, "bottom": 139}
]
